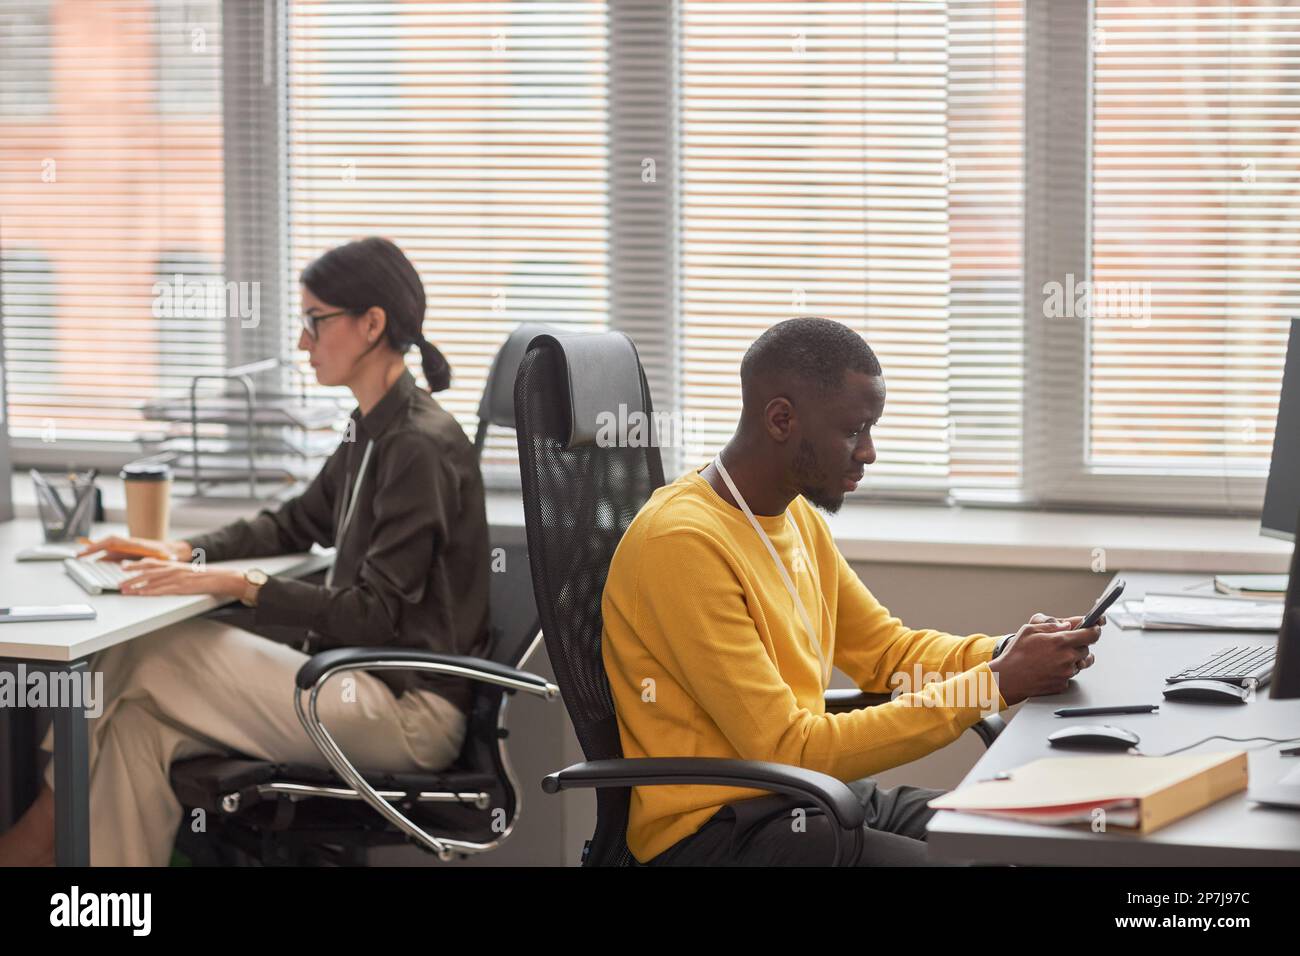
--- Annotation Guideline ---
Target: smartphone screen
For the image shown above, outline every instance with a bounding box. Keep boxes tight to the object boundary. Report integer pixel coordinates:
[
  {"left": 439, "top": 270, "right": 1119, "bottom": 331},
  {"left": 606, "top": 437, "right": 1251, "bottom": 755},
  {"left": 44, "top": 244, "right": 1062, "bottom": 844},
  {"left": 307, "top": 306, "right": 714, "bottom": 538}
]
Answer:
[{"left": 1081, "top": 579, "right": 1125, "bottom": 629}]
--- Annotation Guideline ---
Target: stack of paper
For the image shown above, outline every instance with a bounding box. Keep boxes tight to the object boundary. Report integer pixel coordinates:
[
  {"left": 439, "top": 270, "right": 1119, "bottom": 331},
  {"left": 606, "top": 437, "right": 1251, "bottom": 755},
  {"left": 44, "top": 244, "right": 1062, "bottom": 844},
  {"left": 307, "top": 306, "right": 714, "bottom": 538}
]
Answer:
[
  {"left": 1114, "top": 593, "right": 1283, "bottom": 631},
  {"left": 1140, "top": 593, "right": 1283, "bottom": 630}
]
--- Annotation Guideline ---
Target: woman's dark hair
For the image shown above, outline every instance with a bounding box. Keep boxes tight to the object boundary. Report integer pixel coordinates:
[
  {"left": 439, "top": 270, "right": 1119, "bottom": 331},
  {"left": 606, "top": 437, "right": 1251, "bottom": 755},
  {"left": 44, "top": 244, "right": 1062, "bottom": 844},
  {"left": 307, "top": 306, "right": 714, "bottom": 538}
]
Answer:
[{"left": 300, "top": 237, "right": 451, "bottom": 392}]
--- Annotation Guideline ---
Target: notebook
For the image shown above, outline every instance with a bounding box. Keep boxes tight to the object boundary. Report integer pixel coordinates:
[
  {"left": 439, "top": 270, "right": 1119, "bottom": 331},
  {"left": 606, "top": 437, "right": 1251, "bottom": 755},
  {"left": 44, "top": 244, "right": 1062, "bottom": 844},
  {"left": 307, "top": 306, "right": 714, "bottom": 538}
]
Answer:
[{"left": 1214, "top": 574, "right": 1288, "bottom": 599}]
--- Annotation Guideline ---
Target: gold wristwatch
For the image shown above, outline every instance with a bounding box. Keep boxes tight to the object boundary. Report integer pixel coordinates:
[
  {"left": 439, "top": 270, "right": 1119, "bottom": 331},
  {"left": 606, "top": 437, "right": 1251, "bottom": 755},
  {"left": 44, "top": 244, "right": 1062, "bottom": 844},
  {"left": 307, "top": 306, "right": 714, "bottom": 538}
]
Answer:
[{"left": 240, "top": 568, "right": 268, "bottom": 607}]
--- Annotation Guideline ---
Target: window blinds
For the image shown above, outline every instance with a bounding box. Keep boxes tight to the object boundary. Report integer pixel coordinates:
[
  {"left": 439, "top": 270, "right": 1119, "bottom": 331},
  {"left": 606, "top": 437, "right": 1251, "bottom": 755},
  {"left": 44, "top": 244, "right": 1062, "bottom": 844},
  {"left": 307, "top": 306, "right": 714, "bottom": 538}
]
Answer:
[
  {"left": 678, "top": 0, "right": 1024, "bottom": 497},
  {"left": 1090, "top": 0, "right": 1300, "bottom": 475},
  {"left": 0, "top": 0, "right": 225, "bottom": 445},
  {"left": 284, "top": 0, "right": 609, "bottom": 469}
]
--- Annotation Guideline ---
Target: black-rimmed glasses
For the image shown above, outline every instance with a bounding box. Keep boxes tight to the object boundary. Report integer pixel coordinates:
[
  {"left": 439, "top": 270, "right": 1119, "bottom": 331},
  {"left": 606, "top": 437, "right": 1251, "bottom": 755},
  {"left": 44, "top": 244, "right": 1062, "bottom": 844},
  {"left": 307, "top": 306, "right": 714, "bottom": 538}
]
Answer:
[{"left": 300, "top": 308, "right": 350, "bottom": 340}]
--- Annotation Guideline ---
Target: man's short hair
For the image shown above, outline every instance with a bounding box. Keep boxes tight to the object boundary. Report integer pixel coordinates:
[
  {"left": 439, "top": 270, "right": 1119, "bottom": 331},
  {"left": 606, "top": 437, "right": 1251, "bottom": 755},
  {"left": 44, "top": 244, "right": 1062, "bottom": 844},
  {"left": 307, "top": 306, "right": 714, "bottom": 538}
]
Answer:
[{"left": 740, "top": 317, "right": 882, "bottom": 401}]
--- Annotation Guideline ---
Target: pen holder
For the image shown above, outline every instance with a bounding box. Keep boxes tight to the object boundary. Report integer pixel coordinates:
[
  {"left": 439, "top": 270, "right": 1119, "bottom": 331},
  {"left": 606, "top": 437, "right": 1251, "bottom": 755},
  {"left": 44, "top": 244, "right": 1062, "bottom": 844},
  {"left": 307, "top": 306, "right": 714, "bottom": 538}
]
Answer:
[{"left": 33, "top": 469, "right": 97, "bottom": 543}]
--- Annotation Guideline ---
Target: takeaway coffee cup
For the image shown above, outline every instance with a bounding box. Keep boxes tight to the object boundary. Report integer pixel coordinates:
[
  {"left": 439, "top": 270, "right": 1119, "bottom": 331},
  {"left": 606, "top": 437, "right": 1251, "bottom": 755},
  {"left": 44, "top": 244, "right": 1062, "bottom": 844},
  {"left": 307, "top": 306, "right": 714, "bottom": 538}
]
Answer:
[{"left": 120, "top": 461, "right": 173, "bottom": 541}]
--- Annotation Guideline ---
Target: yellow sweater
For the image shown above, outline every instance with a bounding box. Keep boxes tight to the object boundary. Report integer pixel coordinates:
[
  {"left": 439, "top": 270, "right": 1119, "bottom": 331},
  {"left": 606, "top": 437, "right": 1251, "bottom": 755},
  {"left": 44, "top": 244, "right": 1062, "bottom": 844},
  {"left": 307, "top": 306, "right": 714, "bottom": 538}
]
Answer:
[{"left": 601, "top": 467, "right": 1007, "bottom": 862}]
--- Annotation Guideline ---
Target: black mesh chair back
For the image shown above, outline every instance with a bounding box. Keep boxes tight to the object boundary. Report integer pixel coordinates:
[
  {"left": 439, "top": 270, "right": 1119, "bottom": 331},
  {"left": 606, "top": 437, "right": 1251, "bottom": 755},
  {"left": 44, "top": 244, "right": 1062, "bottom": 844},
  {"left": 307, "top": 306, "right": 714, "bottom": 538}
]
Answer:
[
  {"left": 485, "top": 542, "right": 541, "bottom": 670},
  {"left": 460, "top": 321, "right": 547, "bottom": 796},
  {"left": 443, "top": 538, "right": 540, "bottom": 842},
  {"left": 514, "top": 331, "right": 665, "bottom": 866},
  {"left": 470, "top": 322, "right": 546, "bottom": 672}
]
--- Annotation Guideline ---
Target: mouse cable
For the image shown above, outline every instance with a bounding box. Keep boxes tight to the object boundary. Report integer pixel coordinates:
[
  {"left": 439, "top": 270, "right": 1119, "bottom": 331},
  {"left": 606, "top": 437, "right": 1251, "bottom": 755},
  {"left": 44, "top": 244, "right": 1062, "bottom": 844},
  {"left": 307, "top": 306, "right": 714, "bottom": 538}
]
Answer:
[{"left": 1137, "top": 735, "right": 1300, "bottom": 758}]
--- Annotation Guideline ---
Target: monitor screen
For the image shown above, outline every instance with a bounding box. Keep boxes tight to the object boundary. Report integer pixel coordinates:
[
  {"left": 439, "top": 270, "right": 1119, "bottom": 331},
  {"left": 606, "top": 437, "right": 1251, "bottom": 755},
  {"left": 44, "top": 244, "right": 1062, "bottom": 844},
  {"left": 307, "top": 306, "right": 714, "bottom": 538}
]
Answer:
[{"left": 1262, "top": 318, "right": 1300, "bottom": 541}]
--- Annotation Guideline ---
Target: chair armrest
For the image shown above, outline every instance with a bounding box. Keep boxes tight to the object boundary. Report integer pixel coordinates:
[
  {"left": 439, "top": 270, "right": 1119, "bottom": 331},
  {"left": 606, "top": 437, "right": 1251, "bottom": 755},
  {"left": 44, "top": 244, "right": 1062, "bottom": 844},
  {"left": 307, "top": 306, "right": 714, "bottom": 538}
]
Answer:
[
  {"left": 291, "top": 647, "right": 555, "bottom": 860},
  {"left": 542, "top": 757, "right": 865, "bottom": 831},
  {"left": 543, "top": 757, "right": 867, "bottom": 865},
  {"left": 823, "top": 689, "right": 893, "bottom": 712},
  {"left": 823, "top": 689, "right": 1007, "bottom": 750},
  {"left": 970, "top": 713, "right": 1006, "bottom": 748},
  {"left": 295, "top": 647, "right": 558, "bottom": 700}
]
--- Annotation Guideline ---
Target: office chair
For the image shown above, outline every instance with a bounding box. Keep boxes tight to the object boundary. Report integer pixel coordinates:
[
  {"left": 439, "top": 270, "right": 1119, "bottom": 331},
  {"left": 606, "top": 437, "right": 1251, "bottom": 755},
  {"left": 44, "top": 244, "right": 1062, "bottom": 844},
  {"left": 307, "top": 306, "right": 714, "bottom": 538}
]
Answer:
[
  {"left": 514, "top": 330, "right": 1006, "bottom": 867},
  {"left": 169, "top": 326, "right": 557, "bottom": 865}
]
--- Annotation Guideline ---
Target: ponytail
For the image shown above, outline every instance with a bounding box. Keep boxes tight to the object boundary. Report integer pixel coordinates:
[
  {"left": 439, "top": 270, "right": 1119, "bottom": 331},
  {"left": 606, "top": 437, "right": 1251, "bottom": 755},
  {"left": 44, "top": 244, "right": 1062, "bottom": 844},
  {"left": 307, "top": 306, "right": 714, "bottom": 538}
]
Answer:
[{"left": 416, "top": 337, "right": 451, "bottom": 393}]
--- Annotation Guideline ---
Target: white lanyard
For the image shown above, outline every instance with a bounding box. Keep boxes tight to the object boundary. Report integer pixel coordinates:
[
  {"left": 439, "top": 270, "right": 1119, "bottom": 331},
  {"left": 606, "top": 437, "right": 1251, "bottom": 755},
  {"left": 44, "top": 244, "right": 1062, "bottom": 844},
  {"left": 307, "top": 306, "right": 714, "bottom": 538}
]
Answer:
[
  {"left": 326, "top": 439, "right": 374, "bottom": 588},
  {"left": 713, "top": 456, "right": 830, "bottom": 688}
]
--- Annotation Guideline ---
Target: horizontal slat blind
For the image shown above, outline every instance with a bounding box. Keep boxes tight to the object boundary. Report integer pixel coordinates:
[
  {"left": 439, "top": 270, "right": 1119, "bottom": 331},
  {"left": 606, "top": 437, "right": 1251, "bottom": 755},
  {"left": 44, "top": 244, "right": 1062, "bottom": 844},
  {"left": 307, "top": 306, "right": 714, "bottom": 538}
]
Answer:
[
  {"left": 0, "top": 0, "right": 226, "bottom": 445},
  {"left": 1091, "top": 0, "right": 1300, "bottom": 473},
  {"left": 679, "top": 0, "right": 1023, "bottom": 496},
  {"left": 284, "top": 0, "right": 609, "bottom": 469}
]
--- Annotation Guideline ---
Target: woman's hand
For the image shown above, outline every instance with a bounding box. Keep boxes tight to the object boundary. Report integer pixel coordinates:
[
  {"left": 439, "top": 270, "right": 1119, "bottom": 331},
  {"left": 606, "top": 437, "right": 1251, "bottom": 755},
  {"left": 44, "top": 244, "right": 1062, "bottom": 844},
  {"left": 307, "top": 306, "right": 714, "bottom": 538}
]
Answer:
[
  {"left": 77, "top": 535, "right": 191, "bottom": 563},
  {"left": 116, "top": 557, "right": 245, "bottom": 600}
]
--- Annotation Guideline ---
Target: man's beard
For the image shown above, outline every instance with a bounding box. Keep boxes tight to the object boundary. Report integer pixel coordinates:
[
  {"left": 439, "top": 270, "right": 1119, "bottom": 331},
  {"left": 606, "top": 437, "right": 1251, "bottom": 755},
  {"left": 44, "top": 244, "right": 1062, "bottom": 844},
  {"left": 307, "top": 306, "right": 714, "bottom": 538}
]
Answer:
[{"left": 792, "top": 438, "right": 845, "bottom": 514}]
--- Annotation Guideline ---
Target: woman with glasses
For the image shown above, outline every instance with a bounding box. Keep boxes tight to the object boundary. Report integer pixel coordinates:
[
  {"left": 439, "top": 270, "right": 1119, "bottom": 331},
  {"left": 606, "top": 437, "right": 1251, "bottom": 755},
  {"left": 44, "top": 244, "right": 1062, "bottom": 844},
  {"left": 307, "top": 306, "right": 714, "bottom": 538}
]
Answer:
[{"left": 0, "top": 237, "right": 491, "bottom": 866}]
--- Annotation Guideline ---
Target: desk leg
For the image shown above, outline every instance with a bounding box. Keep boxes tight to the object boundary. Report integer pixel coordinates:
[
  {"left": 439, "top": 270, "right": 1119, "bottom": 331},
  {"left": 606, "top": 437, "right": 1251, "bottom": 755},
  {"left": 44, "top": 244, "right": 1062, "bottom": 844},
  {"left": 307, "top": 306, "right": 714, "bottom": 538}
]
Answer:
[
  {"left": 47, "top": 660, "right": 91, "bottom": 866},
  {"left": 3, "top": 702, "right": 39, "bottom": 828}
]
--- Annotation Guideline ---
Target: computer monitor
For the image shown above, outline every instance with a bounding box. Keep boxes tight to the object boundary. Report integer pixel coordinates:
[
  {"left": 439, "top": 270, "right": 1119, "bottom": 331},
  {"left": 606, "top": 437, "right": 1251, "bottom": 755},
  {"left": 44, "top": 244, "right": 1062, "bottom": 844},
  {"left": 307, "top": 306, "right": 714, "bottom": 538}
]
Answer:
[
  {"left": 1253, "top": 531, "right": 1300, "bottom": 805},
  {"left": 1270, "top": 528, "right": 1300, "bottom": 699},
  {"left": 1262, "top": 318, "right": 1300, "bottom": 541}
]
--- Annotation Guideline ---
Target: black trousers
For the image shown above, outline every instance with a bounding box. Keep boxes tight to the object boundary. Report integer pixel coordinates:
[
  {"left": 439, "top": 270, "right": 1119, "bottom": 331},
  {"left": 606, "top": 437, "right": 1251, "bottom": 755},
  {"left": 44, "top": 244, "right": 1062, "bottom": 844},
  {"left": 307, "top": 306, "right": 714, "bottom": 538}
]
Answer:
[{"left": 648, "top": 778, "right": 961, "bottom": 866}]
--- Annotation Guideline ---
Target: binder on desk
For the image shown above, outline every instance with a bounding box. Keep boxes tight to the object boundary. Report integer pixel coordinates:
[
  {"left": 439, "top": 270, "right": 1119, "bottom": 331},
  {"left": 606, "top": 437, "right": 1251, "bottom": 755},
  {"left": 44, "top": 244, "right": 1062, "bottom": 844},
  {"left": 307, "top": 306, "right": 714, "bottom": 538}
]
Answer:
[{"left": 928, "top": 751, "right": 1248, "bottom": 835}]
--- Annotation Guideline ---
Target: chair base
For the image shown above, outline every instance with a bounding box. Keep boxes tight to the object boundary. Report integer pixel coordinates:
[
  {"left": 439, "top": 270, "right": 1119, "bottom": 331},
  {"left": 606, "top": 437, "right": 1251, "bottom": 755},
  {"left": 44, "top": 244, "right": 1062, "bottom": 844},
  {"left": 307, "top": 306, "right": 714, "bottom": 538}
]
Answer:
[{"left": 169, "top": 755, "right": 506, "bottom": 865}]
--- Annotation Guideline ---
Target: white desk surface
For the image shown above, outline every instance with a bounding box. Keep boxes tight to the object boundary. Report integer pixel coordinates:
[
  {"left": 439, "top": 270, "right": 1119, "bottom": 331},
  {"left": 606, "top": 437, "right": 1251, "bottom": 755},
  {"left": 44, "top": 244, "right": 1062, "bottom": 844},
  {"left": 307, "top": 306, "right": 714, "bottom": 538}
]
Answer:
[{"left": 0, "top": 519, "right": 332, "bottom": 663}]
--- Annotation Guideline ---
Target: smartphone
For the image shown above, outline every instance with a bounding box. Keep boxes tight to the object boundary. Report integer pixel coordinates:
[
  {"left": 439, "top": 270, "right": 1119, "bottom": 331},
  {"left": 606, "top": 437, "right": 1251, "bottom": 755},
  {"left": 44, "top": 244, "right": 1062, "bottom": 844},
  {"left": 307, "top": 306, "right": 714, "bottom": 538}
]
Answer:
[
  {"left": 1080, "top": 578, "right": 1125, "bottom": 630},
  {"left": 0, "top": 604, "right": 97, "bottom": 624}
]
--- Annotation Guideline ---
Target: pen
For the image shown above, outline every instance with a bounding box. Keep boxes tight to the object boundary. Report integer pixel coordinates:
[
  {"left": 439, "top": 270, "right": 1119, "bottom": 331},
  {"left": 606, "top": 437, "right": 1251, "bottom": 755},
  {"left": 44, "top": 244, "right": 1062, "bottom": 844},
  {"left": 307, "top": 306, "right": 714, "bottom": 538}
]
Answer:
[{"left": 1054, "top": 704, "right": 1159, "bottom": 717}]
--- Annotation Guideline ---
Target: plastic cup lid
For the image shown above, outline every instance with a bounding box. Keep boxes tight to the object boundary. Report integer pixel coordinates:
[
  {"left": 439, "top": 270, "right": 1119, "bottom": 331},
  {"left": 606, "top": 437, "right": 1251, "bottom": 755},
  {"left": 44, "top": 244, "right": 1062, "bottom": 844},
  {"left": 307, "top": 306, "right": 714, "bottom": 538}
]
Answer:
[{"left": 120, "top": 462, "right": 173, "bottom": 481}]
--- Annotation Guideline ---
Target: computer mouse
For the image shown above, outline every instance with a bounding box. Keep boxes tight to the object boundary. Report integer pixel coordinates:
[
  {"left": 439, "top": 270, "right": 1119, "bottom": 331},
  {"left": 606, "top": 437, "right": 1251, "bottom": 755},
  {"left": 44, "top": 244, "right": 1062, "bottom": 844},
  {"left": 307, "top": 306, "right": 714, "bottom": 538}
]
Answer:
[
  {"left": 1046, "top": 724, "right": 1141, "bottom": 751},
  {"left": 1162, "top": 679, "right": 1251, "bottom": 704}
]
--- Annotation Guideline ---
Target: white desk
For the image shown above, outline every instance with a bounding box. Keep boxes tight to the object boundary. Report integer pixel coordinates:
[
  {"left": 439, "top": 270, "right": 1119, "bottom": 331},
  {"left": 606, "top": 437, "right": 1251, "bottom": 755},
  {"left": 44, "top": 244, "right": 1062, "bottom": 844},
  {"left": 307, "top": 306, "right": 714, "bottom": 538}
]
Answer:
[
  {"left": 927, "top": 572, "right": 1300, "bottom": 865},
  {"left": 0, "top": 518, "right": 331, "bottom": 865}
]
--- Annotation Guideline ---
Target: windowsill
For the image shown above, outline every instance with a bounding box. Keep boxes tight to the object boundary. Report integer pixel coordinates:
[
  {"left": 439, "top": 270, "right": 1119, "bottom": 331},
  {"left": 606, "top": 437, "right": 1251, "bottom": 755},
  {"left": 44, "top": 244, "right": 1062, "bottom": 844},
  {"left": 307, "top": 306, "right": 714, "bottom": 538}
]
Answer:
[{"left": 9, "top": 472, "right": 1291, "bottom": 574}]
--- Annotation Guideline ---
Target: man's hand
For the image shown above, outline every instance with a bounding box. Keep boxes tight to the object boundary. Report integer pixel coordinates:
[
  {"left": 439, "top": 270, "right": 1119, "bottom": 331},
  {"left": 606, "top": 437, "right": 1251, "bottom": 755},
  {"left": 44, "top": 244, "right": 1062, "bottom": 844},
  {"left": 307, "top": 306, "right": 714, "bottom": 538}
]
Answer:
[
  {"left": 988, "top": 612, "right": 1102, "bottom": 705},
  {"left": 115, "top": 558, "right": 245, "bottom": 600}
]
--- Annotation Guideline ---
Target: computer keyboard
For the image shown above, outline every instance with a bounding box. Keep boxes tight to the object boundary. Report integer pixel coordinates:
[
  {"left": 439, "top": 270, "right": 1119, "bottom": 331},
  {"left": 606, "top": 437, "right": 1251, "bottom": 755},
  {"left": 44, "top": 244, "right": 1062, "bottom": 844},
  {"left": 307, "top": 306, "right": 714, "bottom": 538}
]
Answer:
[
  {"left": 63, "top": 558, "right": 136, "bottom": 595},
  {"left": 1167, "top": 644, "right": 1276, "bottom": 687}
]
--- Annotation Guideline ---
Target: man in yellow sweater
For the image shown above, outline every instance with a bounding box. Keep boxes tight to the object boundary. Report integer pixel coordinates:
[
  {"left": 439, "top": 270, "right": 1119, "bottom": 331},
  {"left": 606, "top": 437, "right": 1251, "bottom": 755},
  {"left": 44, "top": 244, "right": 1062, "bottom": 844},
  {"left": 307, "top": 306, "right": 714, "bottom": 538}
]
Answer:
[{"left": 602, "top": 317, "right": 1102, "bottom": 865}]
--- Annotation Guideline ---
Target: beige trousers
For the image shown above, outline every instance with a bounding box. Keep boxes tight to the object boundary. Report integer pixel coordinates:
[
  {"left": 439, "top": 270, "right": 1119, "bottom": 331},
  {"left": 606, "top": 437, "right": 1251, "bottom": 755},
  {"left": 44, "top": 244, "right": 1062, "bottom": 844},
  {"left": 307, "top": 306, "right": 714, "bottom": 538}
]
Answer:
[{"left": 39, "top": 616, "right": 466, "bottom": 866}]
